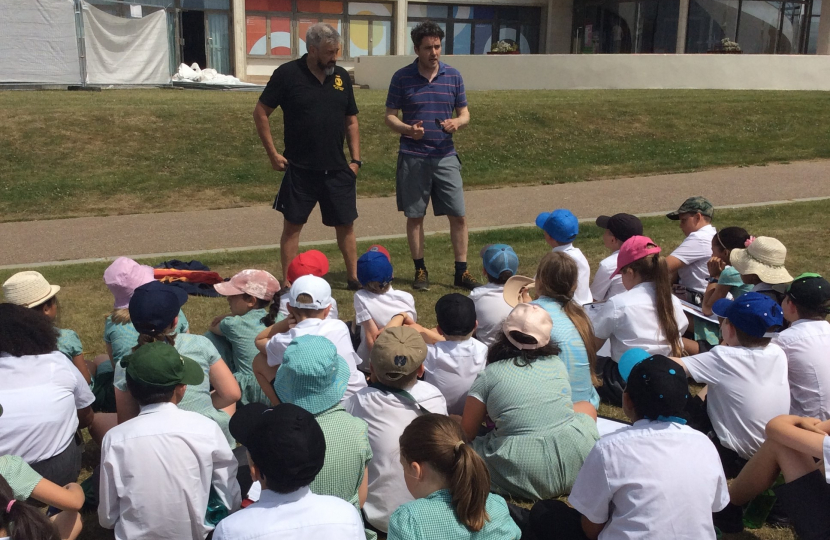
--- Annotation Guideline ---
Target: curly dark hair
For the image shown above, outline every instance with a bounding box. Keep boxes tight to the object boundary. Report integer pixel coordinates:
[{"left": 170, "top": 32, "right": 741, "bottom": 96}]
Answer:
[
  {"left": 411, "top": 21, "right": 445, "bottom": 50},
  {"left": 486, "top": 331, "right": 561, "bottom": 367},
  {"left": 0, "top": 303, "right": 58, "bottom": 356}
]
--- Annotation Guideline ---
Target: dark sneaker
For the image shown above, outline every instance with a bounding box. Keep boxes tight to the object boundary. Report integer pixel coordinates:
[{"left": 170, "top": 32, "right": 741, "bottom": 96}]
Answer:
[
  {"left": 347, "top": 279, "right": 362, "bottom": 291},
  {"left": 455, "top": 270, "right": 481, "bottom": 290},
  {"left": 412, "top": 268, "right": 430, "bottom": 291}
]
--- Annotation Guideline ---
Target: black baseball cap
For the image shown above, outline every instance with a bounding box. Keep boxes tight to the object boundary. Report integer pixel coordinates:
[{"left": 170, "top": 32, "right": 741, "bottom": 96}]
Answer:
[
  {"left": 595, "top": 213, "right": 644, "bottom": 243},
  {"left": 786, "top": 273, "right": 830, "bottom": 314},
  {"left": 230, "top": 403, "right": 326, "bottom": 488},
  {"left": 435, "top": 293, "right": 477, "bottom": 336},
  {"left": 625, "top": 355, "right": 689, "bottom": 421},
  {"left": 128, "top": 281, "right": 188, "bottom": 335}
]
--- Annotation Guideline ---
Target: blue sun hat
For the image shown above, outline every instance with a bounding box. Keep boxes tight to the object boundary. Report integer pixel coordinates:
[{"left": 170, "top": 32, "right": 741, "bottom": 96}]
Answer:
[{"left": 273, "top": 335, "right": 350, "bottom": 415}]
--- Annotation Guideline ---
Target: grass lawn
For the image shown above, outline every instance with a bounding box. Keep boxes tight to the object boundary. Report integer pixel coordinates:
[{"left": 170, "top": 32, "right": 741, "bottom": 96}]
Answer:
[
  {"left": 1, "top": 89, "right": 830, "bottom": 222},
  {"left": 6, "top": 199, "right": 829, "bottom": 540}
]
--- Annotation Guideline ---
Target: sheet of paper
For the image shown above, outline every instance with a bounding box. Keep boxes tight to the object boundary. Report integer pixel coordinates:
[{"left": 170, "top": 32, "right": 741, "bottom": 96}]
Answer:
[
  {"left": 597, "top": 417, "right": 630, "bottom": 437},
  {"left": 680, "top": 300, "right": 720, "bottom": 324}
]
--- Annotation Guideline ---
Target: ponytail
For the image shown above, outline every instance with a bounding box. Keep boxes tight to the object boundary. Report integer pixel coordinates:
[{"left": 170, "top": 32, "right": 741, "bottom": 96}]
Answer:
[
  {"left": 399, "top": 415, "right": 491, "bottom": 531},
  {"left": 260, "top": 290, "right": 285, "bottom": 327},
  {"left": 0, "top": 476, "right": 60, "bottom": 540},
  {"left": 134, "top": 330, "right": 176, "bottom": 351},
  {"left": 627, "top": 254, "right": 682, "bottom": 357}
]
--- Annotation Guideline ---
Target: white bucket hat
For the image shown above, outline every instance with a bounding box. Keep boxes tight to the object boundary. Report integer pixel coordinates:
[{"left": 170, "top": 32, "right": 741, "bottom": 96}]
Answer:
[
  {"left": 730, "top": 236, "right": 793, "bottom": 285},
  {"left": 2, "top": 271, "right": 61, "bottom": 308}
]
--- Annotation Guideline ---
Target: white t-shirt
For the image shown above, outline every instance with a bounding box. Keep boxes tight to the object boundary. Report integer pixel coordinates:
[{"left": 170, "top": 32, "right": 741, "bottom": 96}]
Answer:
[
  {"left": 469, "top": 283, "right": 513, "bottom": 348},
  {"left": 569, "top": 420, "right": 729, "bottom": 540},
  {"left": 278, "top": 293, "right": 339, "bottom": 320},
  {"left": 590, "top": 282, "right": 689, "bottom": 362},
  {"left": 353, "top": 286, "right": 417, "bottom": 367},
  {"left": 772, "top": 319, "right": 830, "bottom": 419},
  {"left": 683, "top": 344, "right": 790, "bottom": 459},
  {"left": 670, "top": 224, "right": 716, "bottom": 292},
  {"left": 423, "top": 338, "right": 488, "bottom": 415},
  {"left": 0, "top": 351, "right": 95, "bottom": 463},
  {"left": 553, "top": 244, "right": 593, "bottom": 305},
  {"left": 265, "top": 318, "right": 367, "bottom": 399},
  {"left": 343, "top": 381, "right": 447, "bottom": 532},
  {"left": 590, "top": 251, "right": 627, "bottom": 302}
]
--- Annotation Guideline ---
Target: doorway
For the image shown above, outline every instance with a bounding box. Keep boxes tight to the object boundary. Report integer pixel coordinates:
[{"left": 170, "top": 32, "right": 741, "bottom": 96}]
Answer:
[{"left": 181, "top": 11, "right": 206, "bottom": 68}]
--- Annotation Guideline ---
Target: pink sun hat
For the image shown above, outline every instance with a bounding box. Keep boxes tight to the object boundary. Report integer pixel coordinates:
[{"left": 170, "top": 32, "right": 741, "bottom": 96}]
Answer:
[
  {"left": 104, "top": 257, "right": 155, "bottom": 309},
  {"left": 612, "top": 236, "right": 662, "bottom": 277},
  {"left": 214, "top": 269, "right": 281, "bottom": 301}
]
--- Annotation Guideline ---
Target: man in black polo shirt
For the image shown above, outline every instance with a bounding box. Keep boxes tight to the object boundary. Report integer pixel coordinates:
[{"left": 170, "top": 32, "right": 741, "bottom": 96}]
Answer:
[{"left": 253, "top": 23, "right": 361, "bottom": 289}]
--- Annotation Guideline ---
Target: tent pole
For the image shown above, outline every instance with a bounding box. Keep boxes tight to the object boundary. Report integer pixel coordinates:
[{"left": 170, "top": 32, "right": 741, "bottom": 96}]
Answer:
[{"left": 74, "top": 0, "right": 88, "bottom": 86}]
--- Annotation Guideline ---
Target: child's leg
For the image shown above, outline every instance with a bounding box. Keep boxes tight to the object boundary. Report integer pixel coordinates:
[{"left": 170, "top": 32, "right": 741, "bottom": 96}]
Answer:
[
  {"left": 252, "top": 352, "right": 280, "bottom": 406},
  {"left": 730, "top": 438, "right": 820, "bottom": 506},
  {"left": 88, "top": 413, "right": 118, "bottom": 445},
  {"left": 51, "top": 510, "right": 82, "bottom": 540}
]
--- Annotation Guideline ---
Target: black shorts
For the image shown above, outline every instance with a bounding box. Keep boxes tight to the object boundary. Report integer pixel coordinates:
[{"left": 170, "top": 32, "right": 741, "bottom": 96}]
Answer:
[
  {"left": 273, "top": 165, "right": 358, "bottom": 227},
  {"left": 685, "top": 395, "right": 747, "bottom": 478},
  {"left": 775, "top": 469, "right": 830, "bottom": 540}
]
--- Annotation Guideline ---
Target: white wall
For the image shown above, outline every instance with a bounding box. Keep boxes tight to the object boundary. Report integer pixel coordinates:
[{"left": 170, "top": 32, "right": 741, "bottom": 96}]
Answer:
[{"left": 355, "top": 54, "right": 830, "bottom": 90}]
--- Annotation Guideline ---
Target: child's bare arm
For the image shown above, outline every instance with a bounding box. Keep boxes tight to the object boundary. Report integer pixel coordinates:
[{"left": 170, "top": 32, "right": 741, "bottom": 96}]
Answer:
[
  {"left": 252, "top": 352, "right": 281, "bottom": 405},
  {"left": 209, "top": 314, "right": 230, "bottom": 336},
  {"left": 581, "top": 516, "right": 607, "bottom": 540},
  {"left": 460, "top": 396, "right": 487, "bottom": 442},
  {"left": 31, "top": 480, "right": 85, "bottom": 512},
  {"left": 765, "top": 415, "right": 830, "bottom": 459},
  {"left": 254, "top": 317, "right": 293, "bottom": 353},
  {"left": 360, "top": 320, "right": 381, "bottom": 351}
]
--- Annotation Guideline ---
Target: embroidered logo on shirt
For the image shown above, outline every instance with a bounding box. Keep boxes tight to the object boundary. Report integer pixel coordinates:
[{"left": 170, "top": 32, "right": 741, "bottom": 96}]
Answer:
[
  {"left": 393, "top": 355, "right": 407, "bottom": 367},
  {"left": 333, "top": 74, "right": 344, "bottom": 91}
]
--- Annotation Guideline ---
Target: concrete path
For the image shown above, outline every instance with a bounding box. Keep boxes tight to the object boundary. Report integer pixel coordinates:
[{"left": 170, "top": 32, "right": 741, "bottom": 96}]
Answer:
[{"left": 1, "top": 160, "right": 829, "bottom": 269}]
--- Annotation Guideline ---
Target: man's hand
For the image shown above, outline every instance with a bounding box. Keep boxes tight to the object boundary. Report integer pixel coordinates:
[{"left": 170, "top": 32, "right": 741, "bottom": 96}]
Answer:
[
  {"left": 440, "top": 118, "right": 462, "bottom": 134},
  {"left": 409, "top": 121, "right": 425, "bottom": 140},
  {"left": 270, "top": 153, "right": 289, "bottom": 171},
  {"left": 349, "top": 162, "right": 360, "bottom": 176}
]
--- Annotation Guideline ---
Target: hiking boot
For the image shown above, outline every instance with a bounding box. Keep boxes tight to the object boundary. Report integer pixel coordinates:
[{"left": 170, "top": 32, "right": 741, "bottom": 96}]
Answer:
[
  {"left": 347, "top": 279, "right": 362, "bottom": 291},
  {"left": 455, "top": 270, "right": 481, "bottom": 290},
  {"left": 412, "top": 268, "right": 430, "bottom": 291}
]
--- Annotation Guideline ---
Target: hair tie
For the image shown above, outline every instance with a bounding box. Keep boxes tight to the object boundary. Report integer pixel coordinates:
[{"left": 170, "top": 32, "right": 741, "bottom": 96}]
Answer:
[
  {"left": 454, "top": 440, "right": 465, "bottom": 451},
  {"left": 5, "top": 500, "right": 14, "bottom": 514},
  {"left": 744, "top": 236, "right": 756, "bottom": 248}
]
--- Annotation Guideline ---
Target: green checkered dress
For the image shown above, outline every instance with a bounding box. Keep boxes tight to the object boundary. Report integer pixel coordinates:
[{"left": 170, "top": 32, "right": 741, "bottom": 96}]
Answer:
[
  {"left": 0, "top": 455, "right": 43, "bottom": 501},
  {"left": 311, "top": 405, "right": 376, "bottom": 540},
  {"left": 387, "top": 489, "right": 521, "bottom": 540},
  {"left": 468, "top": 355, "right": 599, "bottom": 501},
  {"left": 57, "top": 328, "right": 83, "bottom": 361}
]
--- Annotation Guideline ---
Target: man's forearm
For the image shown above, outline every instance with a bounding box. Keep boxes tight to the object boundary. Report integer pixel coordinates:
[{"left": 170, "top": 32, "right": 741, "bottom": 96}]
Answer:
[
  {"left": 346, "top": 119, "right": 360, "bottom": 161},
  {"left": 253, "top": 105, "right": 280, "bottom": 160},
  {"left": 385, "top": 113, "right": 414, "bottom": 136}
]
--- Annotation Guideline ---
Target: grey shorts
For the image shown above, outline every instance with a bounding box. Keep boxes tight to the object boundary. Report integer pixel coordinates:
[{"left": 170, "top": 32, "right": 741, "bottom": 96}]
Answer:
[{"left": 396, "top": 153, "right": 465, "bottom": 218}]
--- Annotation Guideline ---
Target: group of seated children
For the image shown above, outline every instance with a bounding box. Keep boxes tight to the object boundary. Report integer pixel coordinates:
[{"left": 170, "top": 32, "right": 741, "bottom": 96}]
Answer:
[{"left": 1, "top": 193, "right": 829, "bottom": 540}]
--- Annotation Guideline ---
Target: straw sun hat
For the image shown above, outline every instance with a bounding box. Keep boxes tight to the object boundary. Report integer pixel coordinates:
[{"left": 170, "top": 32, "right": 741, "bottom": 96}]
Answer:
[
  {"left": 2, "top": 271, "right": 61, "bottom": 308},
  {"left": 730, "top": 236, "right": 793, "bottom": 285}
]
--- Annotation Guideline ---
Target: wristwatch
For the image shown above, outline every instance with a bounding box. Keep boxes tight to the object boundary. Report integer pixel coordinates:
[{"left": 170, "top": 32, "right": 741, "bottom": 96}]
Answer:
[
  {"left": 350, "top": 159, "right": 363, "bottom": 168},
  {"left": 707, "top": 277, "right": 720, "bottom": 284}
]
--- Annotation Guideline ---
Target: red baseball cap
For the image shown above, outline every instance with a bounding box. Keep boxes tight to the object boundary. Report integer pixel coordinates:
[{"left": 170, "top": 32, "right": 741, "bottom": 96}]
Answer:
[
  {"left": 287, "top": 250, "right": 329, "bottom": 284},
  {"left": 613, "top": 236, "right": 662, "bottom": 277},
  {"left": 367, "top": 244, "right": 391, "bottom": 262}
]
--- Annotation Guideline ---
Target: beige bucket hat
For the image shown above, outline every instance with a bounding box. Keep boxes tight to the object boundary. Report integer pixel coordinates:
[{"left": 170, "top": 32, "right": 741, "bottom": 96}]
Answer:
[
  {"left": 2, "top": 271, "right": 61, "bottom": 308},
  {"left": 730, "top": 236, "right": 793, "bottom": 285}
]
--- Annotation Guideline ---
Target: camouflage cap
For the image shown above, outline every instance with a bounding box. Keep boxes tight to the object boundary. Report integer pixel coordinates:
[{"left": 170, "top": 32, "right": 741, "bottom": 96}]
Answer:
[{"left": 666, "top": 196, "right": 714, "bottom": 220}]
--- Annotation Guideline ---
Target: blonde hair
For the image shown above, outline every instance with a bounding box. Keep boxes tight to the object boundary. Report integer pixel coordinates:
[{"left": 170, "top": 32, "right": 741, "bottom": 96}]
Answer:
[
  {"left": 364, "top": 281, "right": 392, "bottom": 294},
  {"left": 110, "top": 308, "right": 131, "bottom": 325}
]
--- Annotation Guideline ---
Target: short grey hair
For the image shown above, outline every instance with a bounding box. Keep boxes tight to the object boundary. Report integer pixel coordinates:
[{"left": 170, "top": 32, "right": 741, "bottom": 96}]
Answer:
[{"left": 306, "top": 23, "right": 340, "bottom": 50}]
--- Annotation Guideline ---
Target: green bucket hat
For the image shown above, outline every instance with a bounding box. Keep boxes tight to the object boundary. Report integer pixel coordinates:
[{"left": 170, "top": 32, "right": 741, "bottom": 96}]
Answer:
[
  {"left": 666, "top": 196, "right": 714, "bottom": 220},
  {"left": 273, "top": 335, "right": 350, "bottom": 415},
  {"left": 121, "top": 341, "right": 204, "bottom": 387}
]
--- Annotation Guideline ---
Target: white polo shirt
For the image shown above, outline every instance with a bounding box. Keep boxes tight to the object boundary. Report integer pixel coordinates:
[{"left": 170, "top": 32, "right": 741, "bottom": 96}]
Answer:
[
  {"left": 469, "top": 282, "right": 513, "bottom": 348},
  {"left": 423, "top": 338, "right": 488, "bottom": 415},
  {"left": 590, "top": 251, "right": 627, "bottom": 302},
  {"left": 683, "top": 344, "right": 790, "bottom": 459},
  {"left": 0, "top": 351, "right": 95, "bottom": 463},
  {"left": 670, "top": 224, "right": 716, "bottom": 292},
  {"left": 278, "top": 293, "right": 339, "bottom": 320},
  {"left": 772, "top": 319, "right": 830, "bottom": 419},
  {"left": 213, "top": 487, "right": 364, "bottom": 540},
  {"left": 569, "top": 420, "right": 729, "bottom": 540},
  {"left": 98, "top": 403, "right": 241, "bottom": 540},
  {"left": 343, "top": 381, "right": 447, "bottom": 532},
  {"left": 553, "top": 244, "right": 593, "bottom": 305},
  {"left": 266, "top": 318, "right": 367, "bottom": 399},
  {"left": 353, "top": 286, "right": 417, "bottom": 366},
  {"left": 591, "top": 282, "right": 689, "bottom": 362}
]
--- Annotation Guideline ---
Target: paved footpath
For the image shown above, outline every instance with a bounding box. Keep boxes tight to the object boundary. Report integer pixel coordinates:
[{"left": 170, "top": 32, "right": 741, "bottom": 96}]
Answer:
[{"left": 1, "top": 160, "right": 829, "bottom": 269}]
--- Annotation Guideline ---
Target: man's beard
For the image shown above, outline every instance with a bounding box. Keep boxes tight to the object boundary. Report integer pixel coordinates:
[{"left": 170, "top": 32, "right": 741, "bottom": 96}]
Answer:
[{"left": 318, "top": 60, "right": 336, "bottom": 76}]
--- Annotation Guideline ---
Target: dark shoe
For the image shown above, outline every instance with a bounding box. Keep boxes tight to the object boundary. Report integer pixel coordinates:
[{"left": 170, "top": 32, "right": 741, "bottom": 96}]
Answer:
[
  {"left": 413, "top": 268, "right": 430, "bottom": 291},
  {"left": 455, "top": 270, "right": 481, "bottom": 290},
  {"left": 347, "top": 279, "right": 362, "bottom": 291},
  {"left": 713, "top": 503, "right": 744, "bottom": 534}
]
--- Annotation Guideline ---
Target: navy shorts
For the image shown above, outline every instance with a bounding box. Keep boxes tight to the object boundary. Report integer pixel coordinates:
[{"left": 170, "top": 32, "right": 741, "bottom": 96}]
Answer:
[{"left": 273, "top": 165, "right": 358, "bottom": 227}]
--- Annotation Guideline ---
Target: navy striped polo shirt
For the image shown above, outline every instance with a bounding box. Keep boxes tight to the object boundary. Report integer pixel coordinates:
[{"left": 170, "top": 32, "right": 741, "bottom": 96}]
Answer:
[{"left": 386, "top": 60, "right": 467, "bottom": 158}]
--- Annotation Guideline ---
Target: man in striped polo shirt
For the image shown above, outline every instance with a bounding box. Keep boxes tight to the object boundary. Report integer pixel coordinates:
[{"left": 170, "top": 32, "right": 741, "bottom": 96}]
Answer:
[{"left": 385, "top": 22, "right": 479, "bottom": 291}]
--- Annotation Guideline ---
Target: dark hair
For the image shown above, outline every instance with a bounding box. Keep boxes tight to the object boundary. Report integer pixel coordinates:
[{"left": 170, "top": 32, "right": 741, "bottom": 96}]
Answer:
[
  {"left": 486, "top": 269, "right": 514, "bottom": 285},
  {"left": 0, "top": 303, "right": 58, "bottom": 356},
  {"left": 0, "top": 476, "right": 60, "bottom": 540},
  {"left": 32, "top": 296, "right": 57, "bottom": 313},
  {"left": 125, "top": 373, "right": 178, "bottom": 406},
  {"left": 715, "top": 227, "right": 750, "bottom": 251},
  {"left": 486, "top": 332, "right": 561, "bottom": 367},
  {"left": 624, "top": 253, "right": 683, "bottom": 357},
  {"left": 411, "top": 21, "right": 445, "bottom": 49},
  {"left": 379, "top": 369, "right": 420, "bottom": 390},
  {"left": 791, "top": 301, "right": 830, "bottom": 321},
  {"left": 400, "top": 415, "right": 490, "bottom": 531},
  {"left": 261, "top": 290, "right": 284, "bottom": 326}
]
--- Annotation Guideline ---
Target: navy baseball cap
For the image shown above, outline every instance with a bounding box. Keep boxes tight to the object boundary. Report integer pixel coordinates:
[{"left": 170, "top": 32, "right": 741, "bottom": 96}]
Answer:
[
  {"left": 435, "top": 293, "right": 477, "bottom": 336},
  {"left": 712, "top": 292, "right": 784, "bottom": 337},
  {"left": 481, "top": 244, "right": 519, "bottom": 279},
  {"left": 357, "top": 250, "right": 393, "bottom": 286},
  {"left": 128, "top": 281, "right": 188, "bottom": 335},
  {"left": 536, "top": 209, "right": 579, "bottom": 243}
]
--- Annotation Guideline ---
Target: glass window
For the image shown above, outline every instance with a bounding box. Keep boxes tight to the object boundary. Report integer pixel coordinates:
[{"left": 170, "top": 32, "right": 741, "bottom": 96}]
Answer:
[
  {"left": 685, "top": 0, "right": 740, "bottom": 52},
  {"left": 372, "top": 20, "right": 392, "bottom": 54},
  {"left": 246, "top": 15, "right": 267, "bottom": 54},
  {"left": 808, "top": 12, "right": 820, "bottom": 51},
  {"left": 407, "top": 3, "right": 449, "bottom": 18},
  {"left": 349, "top": 2, "right": 393, "bottom": 15},
  {"left": 453, "top": 6, "right": 474, "bottom": 19},
  {"left": 454, "top": 22, "right": 472, "bottom": 53},
  {"left": 297, "top": 0, "right": 343, "bottom": 13},
  {"left": 520, "top": 24, "right": 539, "bottom": 53},
  {"left": 737, "top": 0, "right": 783, "bottom": 53},
  {"left": 181, "top": 0, "right": 230, "bottom": 9},
  {"left": 474, "top": 23, "right": 493, "bottom": 53},
  {"left": 270, "top": 17, "right": 292, "bottom": 55},
  {"left": 350, "top": 19, "right": 370, "bottom": 56},
  {"left": 245, "top": 0, "right": 291, "bottom": 10}
]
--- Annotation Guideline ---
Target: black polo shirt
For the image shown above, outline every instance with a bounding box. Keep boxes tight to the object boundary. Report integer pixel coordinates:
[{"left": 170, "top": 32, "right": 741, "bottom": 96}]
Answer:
[{"left": 259, "top": 55, "right": 358, "bottom": 171}]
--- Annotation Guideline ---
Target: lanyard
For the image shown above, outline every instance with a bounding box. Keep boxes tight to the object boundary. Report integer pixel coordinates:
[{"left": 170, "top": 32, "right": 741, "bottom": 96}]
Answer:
[{"left": 369, "top": 381, "right": 430, "bottom": 414}]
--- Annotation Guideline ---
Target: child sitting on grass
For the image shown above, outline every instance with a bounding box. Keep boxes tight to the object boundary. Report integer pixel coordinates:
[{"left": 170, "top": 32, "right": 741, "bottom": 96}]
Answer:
[
  {"left": 729, "top": 236, "right": 793, "bottom": 305},
  {"left": 535, "top": 209, "right": 592, "bottom": 305},
  {"left": 353, "top": 248, "right": 417, "bottom": 367},
  {"left": 388, "top": 414, "right": 521, "bottom": 540},
  {"left": 674, "top": 292, "right": 790, "bottom": 477},
  {"left": 0, "top": 475, "right": 79, "bottom": 540},
  {"left": 529, "top": 355, "right": 729, "bottom": 540},
  {"left": 276, "top": 250, "right": 339, "bottom": 320},
  {"left": 208, "top": 269, "right": 281, "bottom": 405},
  {"left": 468, "top": 244, "right": 518, "bottom": 347},
  {"left": 590, "top": 213, "right": 643, "bottom": 302}
]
